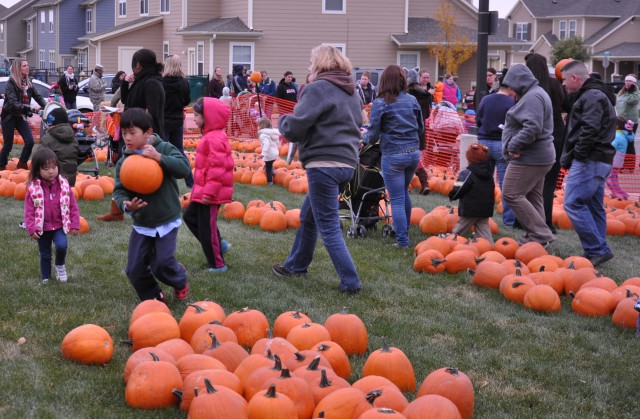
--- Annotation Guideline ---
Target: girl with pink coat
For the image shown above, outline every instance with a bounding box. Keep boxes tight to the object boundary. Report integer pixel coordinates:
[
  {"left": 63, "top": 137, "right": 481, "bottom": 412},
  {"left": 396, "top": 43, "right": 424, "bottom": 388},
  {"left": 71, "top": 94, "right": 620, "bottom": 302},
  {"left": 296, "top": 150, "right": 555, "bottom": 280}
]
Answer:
[
  {"left": 183, "top": 97, "right": 234, "bottom": 272},
  {"left": 24, "top": 148, "right": 80, "bottom": 284}
]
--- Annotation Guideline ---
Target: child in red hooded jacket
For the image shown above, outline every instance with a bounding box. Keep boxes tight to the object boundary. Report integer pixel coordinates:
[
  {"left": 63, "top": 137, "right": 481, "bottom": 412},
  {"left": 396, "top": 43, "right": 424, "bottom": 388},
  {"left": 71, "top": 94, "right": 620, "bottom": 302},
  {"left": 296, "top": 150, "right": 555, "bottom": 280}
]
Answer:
[{"left": 183, "top": 97, "right": 234, "bottom": 272}]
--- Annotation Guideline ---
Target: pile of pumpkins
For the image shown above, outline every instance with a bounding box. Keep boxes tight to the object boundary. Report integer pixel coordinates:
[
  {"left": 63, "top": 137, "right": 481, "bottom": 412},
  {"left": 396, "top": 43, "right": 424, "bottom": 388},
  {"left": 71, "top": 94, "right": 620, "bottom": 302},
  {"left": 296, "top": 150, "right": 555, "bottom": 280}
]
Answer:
[
  {"left": 413, "top": 233, "right": 640, "bottom": 330},
  {"left": 222, "top": 199, "right": 301, "bottom": 232},
  {"left": 61, "top": 302, "right": 476, "bottom": 418}
]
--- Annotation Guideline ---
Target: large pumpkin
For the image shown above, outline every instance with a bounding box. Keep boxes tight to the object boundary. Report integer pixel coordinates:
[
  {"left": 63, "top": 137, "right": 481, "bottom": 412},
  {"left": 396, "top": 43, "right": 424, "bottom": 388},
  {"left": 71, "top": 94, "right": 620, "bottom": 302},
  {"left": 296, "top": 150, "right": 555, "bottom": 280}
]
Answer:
[
  {"left": 362, "top": 339, "right": 416, "bottom": 393},
  {"left": 417, "top": 367, "right": 474, "bottom": 419},
  {"left": 125, "top": 353, "right": 183, "bottom": 409},
  {"left": 120, "top": 154, "right": 164, "bottom": 195},
  {"left": 323, "top": 307, "right": 369, "bottom": 355},
  {"left": 61, "top": 324, "right": 114, "bottom": 365}
]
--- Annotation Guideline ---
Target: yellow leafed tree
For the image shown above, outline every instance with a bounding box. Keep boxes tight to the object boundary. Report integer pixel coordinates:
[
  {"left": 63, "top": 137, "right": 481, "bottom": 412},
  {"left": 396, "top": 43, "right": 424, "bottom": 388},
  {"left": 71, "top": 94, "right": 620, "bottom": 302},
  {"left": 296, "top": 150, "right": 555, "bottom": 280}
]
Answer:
[{"left": 427, "top": 1, "right": 477, "bottom": 75}]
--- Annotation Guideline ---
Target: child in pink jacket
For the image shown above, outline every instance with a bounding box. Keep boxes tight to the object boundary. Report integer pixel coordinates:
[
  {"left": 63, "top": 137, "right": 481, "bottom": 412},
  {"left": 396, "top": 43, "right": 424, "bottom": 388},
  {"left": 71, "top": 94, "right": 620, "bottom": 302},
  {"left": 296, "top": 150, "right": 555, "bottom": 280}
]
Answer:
[
  {"left": 183, "top": 97, "right": 234, "bottom": 272},
  {"left": 24, "top": 148, "right": 80, "bottom": 284}
]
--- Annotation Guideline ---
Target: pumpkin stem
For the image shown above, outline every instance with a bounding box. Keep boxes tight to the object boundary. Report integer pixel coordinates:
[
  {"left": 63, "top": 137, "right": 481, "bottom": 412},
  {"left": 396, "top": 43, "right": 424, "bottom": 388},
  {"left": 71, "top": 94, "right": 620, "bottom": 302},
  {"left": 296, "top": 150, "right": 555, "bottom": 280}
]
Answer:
[
  {"left": 569, "top": 290, "right": 576, "bottom": 299},
  {"left": 188, "top": 303, "right": 207, "bottom": 314},
  {"left": 266, "top": 328, "right": 273, "bottom": 339},
  {"left": 292, "top": 311, "right": 305, "bottom": 319},
  {"left": 280, "top": 368, "right": 292, "bottom": 379},
  {"left": 266, "top": 349, "right": 274, "bottom": 359},
  {"left": 172, "top": 389, "right": 183, "bottom": 402},
  {"left": 204, "top": 378, "right": 217, "bottom": 394},
  {"left": 301, "top": 323, "right": 312, "bottom": 329},
  {"left": 193, "top": 387, "right": 199, "bottom": 397},
  {"left": 272, "top": 354, "right": 283, "bottom": 371},
  {"left": 120, "top": 339, "right": 133, "bottom": 346},
  {"left": 365, "top": 389, "right": 383, "bottom": 405},
  {"left": 512, "top": 281, "right": 526, "bottom": 288},
  {"left": 380, "top": 338, "right": 392, "bottom": 353},
  {"left": 307, "top": 356, "right": 322, "bottom": 371},
  {"left": 317, "top": 344, "right": 330, "bottom": 352},
  {"left": 207, "top": 332, "right": 221, "bottom": 350},
  {"left": 149, "top": 352, "right": 160, "bottom": 362},
  {"left": 626, "top": 289, "right": 633, "bottom": 298},
  {"left": 515, "top": 267, "right": 521, "bottom": 276},
  {"left": 207, "top": 320, "right": 223, "bottom": 325},
  {"left": 319, "top": 369, "right": 332, "bottom": 388},
  {"left": 445, "top": 367, "right": 459, "bottom": 376},
  {"left": 340, "top": 306, "right": 349, "bottom": 315},
  {"left": 466, "top": 268, "right": 475, "bottom": 284},
  {"left": 539, "top": 265, "right": 546, "bottom": 272},
  {"left": 265, "top": 384, "right": 278, "bottom": 398},
  {"left": 567, "top": 261, "right": 576, "bottom": 270},
  {"left": 293, "top": 352, "right": 306, "bottom": 362},
  {"left": 514, "top": 259, "right": 522, "bottom": 268},
  {"left": 474, "top": 257, "right": 486, "bottom": 264}
]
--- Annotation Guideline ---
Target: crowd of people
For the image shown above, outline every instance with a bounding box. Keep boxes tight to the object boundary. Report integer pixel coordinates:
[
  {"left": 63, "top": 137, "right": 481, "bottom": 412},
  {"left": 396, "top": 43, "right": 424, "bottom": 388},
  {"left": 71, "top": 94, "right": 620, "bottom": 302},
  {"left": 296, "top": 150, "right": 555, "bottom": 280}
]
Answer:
[{"left": 3, "top": 45, "right": 639, "bottom": 297}]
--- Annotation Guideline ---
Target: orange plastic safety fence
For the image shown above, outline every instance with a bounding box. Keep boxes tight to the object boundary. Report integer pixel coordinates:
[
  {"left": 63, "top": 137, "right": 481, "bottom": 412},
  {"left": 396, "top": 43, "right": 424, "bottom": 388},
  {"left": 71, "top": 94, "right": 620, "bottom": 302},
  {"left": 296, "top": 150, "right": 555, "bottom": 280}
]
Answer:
[
  {"left": 421, "top": 105, "right": 472, "bottom": 173},
  {"left": 220, "top": 94, "right": 296, "bottom": 142}
]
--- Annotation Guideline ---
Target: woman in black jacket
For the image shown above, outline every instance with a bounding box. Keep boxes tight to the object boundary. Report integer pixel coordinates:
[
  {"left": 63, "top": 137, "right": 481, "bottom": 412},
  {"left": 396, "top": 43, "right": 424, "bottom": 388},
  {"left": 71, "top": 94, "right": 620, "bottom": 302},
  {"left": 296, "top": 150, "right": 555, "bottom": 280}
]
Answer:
[
  {"left": 111, "top": 71, "right": 125, "bottom": 93},
  {"left": 57, "top": 65, "right": 79, "bottom": 109},
  {"left": 120, "top": 49, "right": 165, "bottom": 138},
  {"left": 0, "top": 59, "right": 46, "bottom": 170},
  {"left": 162, "top": 54, "right": 193, "bottom": 187}
]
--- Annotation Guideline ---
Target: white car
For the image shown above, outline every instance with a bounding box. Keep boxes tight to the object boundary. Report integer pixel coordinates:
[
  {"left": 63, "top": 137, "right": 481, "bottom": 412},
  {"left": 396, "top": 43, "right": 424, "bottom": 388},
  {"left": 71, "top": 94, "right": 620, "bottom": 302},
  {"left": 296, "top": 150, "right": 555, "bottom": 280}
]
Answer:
[{"left": 0, "top": 77, "right": 94, "bottom": 113}]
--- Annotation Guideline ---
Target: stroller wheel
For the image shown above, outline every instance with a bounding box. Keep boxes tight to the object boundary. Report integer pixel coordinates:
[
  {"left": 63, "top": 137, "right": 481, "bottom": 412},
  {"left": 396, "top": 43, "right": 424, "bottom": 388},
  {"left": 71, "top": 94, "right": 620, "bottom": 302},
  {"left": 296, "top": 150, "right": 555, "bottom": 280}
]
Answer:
[
  {"left": 346, "top": 226, "right": 357, "bottom": 239},
  {"left": 381, "top": 224, "right": 393, "bottom": 238},
  {"left": 357, "top": 225, "right": 367, "bottom": 238}
]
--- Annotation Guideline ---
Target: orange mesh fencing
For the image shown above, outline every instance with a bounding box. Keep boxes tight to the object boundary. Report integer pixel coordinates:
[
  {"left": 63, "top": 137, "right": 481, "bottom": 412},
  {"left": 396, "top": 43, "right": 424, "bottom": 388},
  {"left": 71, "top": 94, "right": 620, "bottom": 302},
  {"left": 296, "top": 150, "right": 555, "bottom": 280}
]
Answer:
[{"left": 421, "top": 104, "right": 471, "bottom": 173}]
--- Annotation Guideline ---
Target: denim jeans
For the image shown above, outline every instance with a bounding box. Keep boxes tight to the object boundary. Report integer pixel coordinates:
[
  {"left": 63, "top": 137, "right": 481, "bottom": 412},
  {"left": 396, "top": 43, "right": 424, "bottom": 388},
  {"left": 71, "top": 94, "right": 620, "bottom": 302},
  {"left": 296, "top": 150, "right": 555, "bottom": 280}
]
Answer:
[
  {"left": 381, "top": 151, "right": 420, "bottom": 247},
  {"left": 164, "top": 124, "right": 194, "bottom": 187},
  {"left": 563, "top": 160, "right": 612, "bottom": 258},
  {"left": 66, "top": 101, "right": 77, "bottom": 110},
  {"left": 283, "top": 167, "right": 361, "bottom": 291},
  {"left": 478, "top": 139, "right": 514, "bottom": 225},
  {"left": 37, "top": 228, "right": 68, "bottom": 280},
  {"left": 0, "top": 115, "right": 35, "bottom": 166}
]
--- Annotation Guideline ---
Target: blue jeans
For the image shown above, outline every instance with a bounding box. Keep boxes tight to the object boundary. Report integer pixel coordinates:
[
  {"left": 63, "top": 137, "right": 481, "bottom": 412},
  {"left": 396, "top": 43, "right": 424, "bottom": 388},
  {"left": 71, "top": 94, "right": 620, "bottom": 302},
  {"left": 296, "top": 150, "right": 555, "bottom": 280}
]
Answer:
[
  {"left": 66, "top": 101, "right": 77, "bottom": 110},
  {"left": 283, "top": 167, "right": 361, "bottom": 291},
  {"left": 37, "top": 229, "right": 68, "bottom": 280},
  {"left": 381, "top": 151, "right": 420, "bottom": 247},
  {"left": 478, "top": 139, "right": 514, "bottom": 225},
  {"left": 0, "top": 115, "right": 35, "bottom": 166},
  {"left": 563, "top": 160, "right": 612, "bottom": 257},
  {"left": 164, "top": 124, "right": 194, "bottom": 187}
]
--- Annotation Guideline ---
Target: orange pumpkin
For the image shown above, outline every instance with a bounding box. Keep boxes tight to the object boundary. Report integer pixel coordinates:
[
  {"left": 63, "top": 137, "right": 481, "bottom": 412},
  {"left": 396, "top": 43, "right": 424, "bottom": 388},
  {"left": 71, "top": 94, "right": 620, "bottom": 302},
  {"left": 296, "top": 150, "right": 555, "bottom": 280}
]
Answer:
[
  {"left": 120, "top": 154, "right": 164, "bottom": 194},
  {"left": 554, "top": 58, "right": 574, "bottom": 80},
  {"left": 362, "top": 339, "right": 416, "bottom": 393},
  {"left": 61, "top": 324, "right": 114, "bottom": 365},
  {"left": 523, "top": 285, "right": 561, "bottom": 313},
  {"left": 323, "top": 307, "right": 369, "bottom": 356},
  {"left": 417, "top": 367, "right": 474, "bottom": 419},
  {"left": 125, "top": 353, "right": 183, "bottom": 409}
]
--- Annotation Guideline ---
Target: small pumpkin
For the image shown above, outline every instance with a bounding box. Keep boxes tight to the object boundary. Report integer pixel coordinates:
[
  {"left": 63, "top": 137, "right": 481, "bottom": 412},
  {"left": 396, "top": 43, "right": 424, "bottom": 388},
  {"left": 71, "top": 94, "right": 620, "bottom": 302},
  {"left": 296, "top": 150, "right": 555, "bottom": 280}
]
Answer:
[
  {"left": 61, "top": 324, "right": 113, "bottom": 365},
  {"left": 120, "top": 154, "right": 164, "bottom": 195}
]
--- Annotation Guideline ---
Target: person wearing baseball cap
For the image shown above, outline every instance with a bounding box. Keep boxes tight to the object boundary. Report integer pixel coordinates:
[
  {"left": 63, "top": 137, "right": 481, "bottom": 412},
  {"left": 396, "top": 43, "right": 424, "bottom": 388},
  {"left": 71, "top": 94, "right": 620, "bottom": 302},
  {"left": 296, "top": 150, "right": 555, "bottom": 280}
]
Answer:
[
  {"left": 88, "top": 65, "right": 106, "bottom": 111},
  {"left": 615, "top": 74, "right": 639, "bottom": 172},
  {"left": 38, "top": 107, "right": 79, "bottom": 186}
]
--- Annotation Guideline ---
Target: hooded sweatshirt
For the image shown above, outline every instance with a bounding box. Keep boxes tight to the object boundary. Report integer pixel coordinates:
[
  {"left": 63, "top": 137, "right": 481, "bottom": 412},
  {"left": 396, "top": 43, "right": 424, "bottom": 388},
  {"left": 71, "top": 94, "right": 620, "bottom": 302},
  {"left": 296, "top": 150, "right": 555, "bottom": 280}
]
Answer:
[
  {"left": 38, "top": 123, "right": 79, "bottom": 186},
  {"left": 449, "top": 160, "right": 495, "bottom": 218},
  {"left": 278, "top": 70, "right": 362, "bottom": 169},
  {"left": 190, "top": 98, "right": 234, "bottom": 205},
  {"left": 560, "top": 77, "right": 616, "bottom": 168},
  {"left": 121, "top": 66, "right": 166, "bottom": 139},
  {"left": 501, "top": 64, "right": 555, "bottom": 166},
  {"left": 232, "top": 65, "right": 248, "bottom": 93},
  {"left": 258, "top": 128, "right": 281, "bottom": 161},
  {"left": 276, "top": 78, "right": 298, "bottom": 103},
  {"left": 162, "top": 75, "right": 191, "bottom": 128}
]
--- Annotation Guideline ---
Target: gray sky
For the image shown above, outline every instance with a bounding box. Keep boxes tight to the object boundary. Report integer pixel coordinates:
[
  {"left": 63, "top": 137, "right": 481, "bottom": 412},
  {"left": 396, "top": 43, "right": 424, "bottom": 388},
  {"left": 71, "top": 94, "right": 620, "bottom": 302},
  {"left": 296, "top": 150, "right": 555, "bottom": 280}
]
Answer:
[{"left": 1, "top": 0, "right": 519, "bottom": 17}]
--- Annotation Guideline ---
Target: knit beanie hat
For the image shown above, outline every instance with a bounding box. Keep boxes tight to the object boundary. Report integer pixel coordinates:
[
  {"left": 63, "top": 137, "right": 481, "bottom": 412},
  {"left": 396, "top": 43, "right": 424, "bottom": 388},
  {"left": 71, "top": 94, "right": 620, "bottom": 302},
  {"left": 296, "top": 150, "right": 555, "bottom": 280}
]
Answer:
[
  {"left": 466, "top": 143, "right": 489, "bottom": 163},
  {"left": 46, "top": 108, "right": 69, "bottom": 127},
  {"left": 406, "top": 69, "right": 419, "bottom": 85}
]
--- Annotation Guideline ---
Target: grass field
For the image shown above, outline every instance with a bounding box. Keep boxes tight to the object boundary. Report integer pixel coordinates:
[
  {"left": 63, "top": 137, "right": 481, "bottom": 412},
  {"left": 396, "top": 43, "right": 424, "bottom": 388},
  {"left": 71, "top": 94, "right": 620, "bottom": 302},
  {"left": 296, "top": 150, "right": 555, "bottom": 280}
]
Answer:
[{"left": 0, "top": 156, "right": 638, "bottom": 418}]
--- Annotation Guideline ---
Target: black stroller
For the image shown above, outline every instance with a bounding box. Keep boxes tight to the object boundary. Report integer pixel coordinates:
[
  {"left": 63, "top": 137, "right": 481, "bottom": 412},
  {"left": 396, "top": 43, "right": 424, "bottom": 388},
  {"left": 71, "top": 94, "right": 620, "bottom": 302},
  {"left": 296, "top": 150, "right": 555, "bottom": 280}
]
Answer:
[{"left": 339, "top": 143, "right": 393, "bottom": 238}]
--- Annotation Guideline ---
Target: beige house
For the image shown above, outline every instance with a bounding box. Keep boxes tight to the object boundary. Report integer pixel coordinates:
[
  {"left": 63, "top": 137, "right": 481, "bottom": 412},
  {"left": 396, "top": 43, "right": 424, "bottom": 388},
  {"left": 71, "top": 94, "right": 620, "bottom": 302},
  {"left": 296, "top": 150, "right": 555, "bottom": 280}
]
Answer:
[
  {"left": 73, "top": 0, "right": 524, "bottom": 93},
  {"left": 506, "top": 0, "right": 640, "bottom": 81}
]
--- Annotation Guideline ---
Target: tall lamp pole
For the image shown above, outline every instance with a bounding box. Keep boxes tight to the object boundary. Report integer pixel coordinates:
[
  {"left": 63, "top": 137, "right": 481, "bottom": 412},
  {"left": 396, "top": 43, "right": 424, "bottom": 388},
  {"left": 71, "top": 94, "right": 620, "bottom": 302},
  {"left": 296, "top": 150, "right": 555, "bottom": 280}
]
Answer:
[{"left": 476, "top": 1, "right": 498, "bottom": 108}]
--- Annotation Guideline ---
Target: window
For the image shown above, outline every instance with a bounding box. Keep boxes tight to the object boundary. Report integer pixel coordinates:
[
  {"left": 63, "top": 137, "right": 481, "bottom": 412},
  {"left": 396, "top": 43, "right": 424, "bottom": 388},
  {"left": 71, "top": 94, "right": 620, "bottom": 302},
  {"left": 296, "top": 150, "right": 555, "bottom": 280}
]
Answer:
[
  {"left": 197, "top": 42, "right": 204, "bottom": 75},
  {"left": 40, "top": 11, "right": 45, "bottom": 33},
  {"left": 39, "top": 50, "right": 45, "bottom": 69},
  {"left": 86, "top": 9, "right": 93, "bottom": 33},
  {"left": 322, "top": 43, "right": 346, "bottom": 54},
  {"left": 559, "top": 20, "right": 567, "bottom": 39},
  {"left": 398, "top": 52, "right": 419, "bottom": 70},
  {"left": 49, "top": 51, "right": 56, "bottom": 71},
  {"left": 119, "top": 0, "right": 126, "bottom": 17},
  {"left": 323, "top": 0, "right": 345, "bottom": 14},
  {"left": 569, "top": 20, "right": 577, "bottom": 38},
  {"left": 49, "top": 10, "right": 54, "bottom": 32},
  {"left": 515, "top": 23, "right": 529, "bottom": 41},
  {"left": 230, "top": 43, "right": 254, "bottom": 74},
  {"left": 0, "top": 23, "right": 3, "bottom": 41},
  {"left": 77, "top": 51, "right": 86, "bottom": 71},
  {"left": 163, "top": 42, "right": 170, "bottom": 61},
  {"left": 160, "top": 0, "right": 170, "bottom": 13},
  {"left": 26, "top": 21, "right": 32, "bottom": 45},
  {"left": 140, "top": 0, "right": 148, "bottom": 15}
]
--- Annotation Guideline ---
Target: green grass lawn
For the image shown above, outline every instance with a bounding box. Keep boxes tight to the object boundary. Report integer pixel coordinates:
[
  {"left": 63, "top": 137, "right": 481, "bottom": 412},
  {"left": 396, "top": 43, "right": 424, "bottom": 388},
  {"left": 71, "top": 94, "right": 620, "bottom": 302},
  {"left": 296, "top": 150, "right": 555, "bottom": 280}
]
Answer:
[{"left": 0, "top": 158, "right": 638, "bottom": 418}]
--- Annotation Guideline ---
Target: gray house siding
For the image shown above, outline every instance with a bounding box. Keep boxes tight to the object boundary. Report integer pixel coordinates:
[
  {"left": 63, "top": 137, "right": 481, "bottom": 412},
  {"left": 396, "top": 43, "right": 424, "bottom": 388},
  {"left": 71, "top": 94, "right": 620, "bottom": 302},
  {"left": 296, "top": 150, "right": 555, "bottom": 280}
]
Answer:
[
  {"left": 58, "top": 1, "right": 87, "bottom": 58},
  {"left": 95, "top": 0, "right": 115, "bottom": 33},
  {"left": 1, "top": 0, "right": 38, "bottom": 58},
  {"left": 35, "top": 7, "right": 55, "bottom": 69}
]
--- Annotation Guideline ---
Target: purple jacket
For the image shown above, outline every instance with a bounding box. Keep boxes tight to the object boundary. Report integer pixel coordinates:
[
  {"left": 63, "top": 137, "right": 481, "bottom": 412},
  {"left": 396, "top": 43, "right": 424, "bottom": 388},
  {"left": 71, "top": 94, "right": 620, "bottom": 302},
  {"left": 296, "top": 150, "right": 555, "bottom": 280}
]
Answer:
[{"left": 24, "top": 177, "right": 80, "bottom": 236}]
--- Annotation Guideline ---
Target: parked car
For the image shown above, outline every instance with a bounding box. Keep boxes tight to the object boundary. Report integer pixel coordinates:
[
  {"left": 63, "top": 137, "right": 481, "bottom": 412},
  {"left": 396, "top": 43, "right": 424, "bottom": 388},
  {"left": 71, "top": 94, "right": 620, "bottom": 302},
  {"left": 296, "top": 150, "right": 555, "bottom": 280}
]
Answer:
[
  {"left": 0, "top": 77, "right": 94, "bottom": 113},
  {"left": 352, "top": 67, "right": 385, "bottom": 87},
  {"left": 77, "top": 74, "right": 116, "bottom": 96}
]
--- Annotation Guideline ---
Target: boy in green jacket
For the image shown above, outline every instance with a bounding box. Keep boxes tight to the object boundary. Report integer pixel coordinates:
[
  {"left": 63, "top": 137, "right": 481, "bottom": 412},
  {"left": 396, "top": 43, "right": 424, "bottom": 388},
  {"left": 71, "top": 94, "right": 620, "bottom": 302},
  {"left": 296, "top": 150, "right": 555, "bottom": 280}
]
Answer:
[{"left": 112, "top": 108, "right": 191, "bottom": 302}]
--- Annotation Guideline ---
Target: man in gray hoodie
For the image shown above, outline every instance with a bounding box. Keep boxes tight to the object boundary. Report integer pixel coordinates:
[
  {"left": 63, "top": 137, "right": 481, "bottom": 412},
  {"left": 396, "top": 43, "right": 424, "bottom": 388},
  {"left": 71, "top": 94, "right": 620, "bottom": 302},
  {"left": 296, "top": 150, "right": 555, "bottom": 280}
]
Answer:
[{"left": 501, "top": 64, "right": 556, "bottom": 246}]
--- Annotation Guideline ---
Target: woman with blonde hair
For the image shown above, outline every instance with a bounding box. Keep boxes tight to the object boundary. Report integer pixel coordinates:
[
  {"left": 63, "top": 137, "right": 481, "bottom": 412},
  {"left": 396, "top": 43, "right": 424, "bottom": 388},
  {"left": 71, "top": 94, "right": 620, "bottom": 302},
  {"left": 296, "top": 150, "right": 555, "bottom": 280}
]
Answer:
[
  {"left": 162, "top": 54, "right": 193, "bottom": 187},
  {"left": 0, "top": 59, "right": 46, "bottom": 170},
  {"left": 272, "top": 45, "right": 363, "bottom": 294},
  {"left": 208, "top": 67, "right": 225, "bottom": 99}
]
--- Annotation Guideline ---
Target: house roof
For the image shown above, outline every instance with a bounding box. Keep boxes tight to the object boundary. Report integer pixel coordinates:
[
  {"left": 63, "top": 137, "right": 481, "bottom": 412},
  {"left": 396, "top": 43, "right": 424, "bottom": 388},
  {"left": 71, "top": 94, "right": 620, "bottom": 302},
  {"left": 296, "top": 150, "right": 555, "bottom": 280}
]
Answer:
[
  {"left": 32, "top": 0, "right": 63, "bottom": 9},
  {"left": 177, "top": 17, "right": 262, "bottom": 37},
  {"left": 520, "top": 0, "right": 640, "bottom": 18},
  {"left": 1, "top": 0, "right": 38, "bottom": 21},
  {"left": 584, "top": 2, "right": 640, "bottom": 45},
  {"left": 79, "top": 16, "right": 163, "bottom": 41},
  {"left": 541, "top": 31, "right": 559, "bottom": 47},
  {"left": 391, "top": 17, "right": 527, "bottom": 47},
  {"left": 593, "top": 42, "right": 640, "bottom": 58}
]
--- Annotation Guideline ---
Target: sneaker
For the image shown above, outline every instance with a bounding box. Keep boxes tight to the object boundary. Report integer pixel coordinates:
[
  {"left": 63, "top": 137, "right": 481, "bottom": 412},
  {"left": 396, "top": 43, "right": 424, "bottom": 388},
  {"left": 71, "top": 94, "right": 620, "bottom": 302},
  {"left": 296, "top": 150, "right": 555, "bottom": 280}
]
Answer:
[
  {"left": 221, "top": 240, "right": 231, "bottom": 255},
  {"left": 589, "top": 251, "right": 614, "bottom": 267},
  {"left": 19, "top": 221, "right": 26, "bottom": 229},
  {"left": 339, "top": 286, "right": 362, "bottom": 295},
  {"left": 41, "top": 278, "right": 49, "bottom": 284},
  {"left": 208, "top": 265, "right": 229, "bottom": 273},
  {"left": 155, "top": 291, "right": 166, "bottom": 303},
  {"left": 55, "top": 265, "right": 68, "bottom": 282},
  {"left": 174, "top": 282, "right": 189, "bottom": 300},
  {"left": 272, "top": 263, "right": 307, "bottom": 278}
]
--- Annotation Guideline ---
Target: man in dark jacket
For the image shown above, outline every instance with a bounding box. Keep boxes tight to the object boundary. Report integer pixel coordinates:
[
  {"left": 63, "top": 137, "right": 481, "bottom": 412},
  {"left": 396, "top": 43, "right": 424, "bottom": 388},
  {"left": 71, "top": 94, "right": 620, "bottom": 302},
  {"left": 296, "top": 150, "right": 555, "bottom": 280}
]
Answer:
[
  {"left": 560, "top": 60, "right": 617, "bottom": 266},
  {"left": 232, "top": 64, "right": 248, "bottom": 94}
]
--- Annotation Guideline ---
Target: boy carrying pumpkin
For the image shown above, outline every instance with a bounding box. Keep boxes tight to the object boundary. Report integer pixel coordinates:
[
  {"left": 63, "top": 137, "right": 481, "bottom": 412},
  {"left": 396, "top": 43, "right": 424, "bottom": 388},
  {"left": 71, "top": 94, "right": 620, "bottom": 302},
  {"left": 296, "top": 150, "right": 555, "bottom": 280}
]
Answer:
[{"left": 112, "top": 108, "right": 192, "bottom": 302}]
